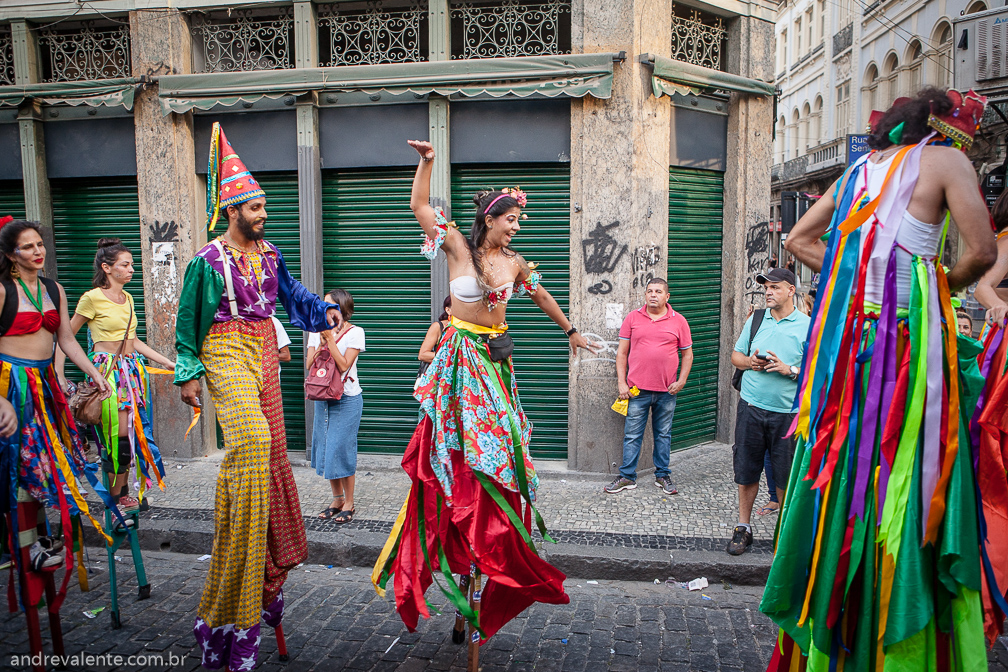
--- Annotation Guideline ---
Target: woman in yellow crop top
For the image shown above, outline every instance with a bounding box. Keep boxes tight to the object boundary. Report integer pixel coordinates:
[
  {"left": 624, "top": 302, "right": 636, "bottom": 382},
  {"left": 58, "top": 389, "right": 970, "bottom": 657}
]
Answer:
[{"left": 57, "top": 238, "right": 174, "bottom": 516}]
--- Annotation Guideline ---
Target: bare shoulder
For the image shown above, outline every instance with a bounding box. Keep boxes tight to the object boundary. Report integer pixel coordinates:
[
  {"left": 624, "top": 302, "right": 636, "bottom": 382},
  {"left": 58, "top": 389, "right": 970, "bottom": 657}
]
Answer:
[{"left": 921, "top": 145, "right": 974, "bottom": 170}]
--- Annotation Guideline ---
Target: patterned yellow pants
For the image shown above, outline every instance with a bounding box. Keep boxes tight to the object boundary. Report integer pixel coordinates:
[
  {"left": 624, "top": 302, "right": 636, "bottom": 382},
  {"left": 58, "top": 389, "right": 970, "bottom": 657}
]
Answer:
[{"left": 196, "top": 320, "right": 276, "bottom": 630}]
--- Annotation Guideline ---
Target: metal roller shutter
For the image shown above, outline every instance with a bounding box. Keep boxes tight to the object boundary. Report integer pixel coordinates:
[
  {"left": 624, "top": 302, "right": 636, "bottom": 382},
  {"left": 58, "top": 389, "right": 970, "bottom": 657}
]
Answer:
[
  {"left": 668, "top": 166, "right": 723, "bottom": 449},
  {"left": 321, "top": 169, "right": 428, "bottom": 454},
  {"left": 0, "top": 182, "right": 26, "bottom": 219},
  {"left": 256, "top": 173, "right": 307, "bottom": 452},
  {"left": 51, "top": 178, "right": 145, "bottom": 382},
  {"left": 451, "top": 165, "right": 571, "bottom": 460}
]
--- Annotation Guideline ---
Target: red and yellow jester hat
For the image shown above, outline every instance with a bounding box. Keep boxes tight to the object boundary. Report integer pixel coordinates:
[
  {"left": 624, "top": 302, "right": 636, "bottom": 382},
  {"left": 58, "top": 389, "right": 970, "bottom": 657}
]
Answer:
[
  {"left": 205, "top": 122, "right": 266, "bottom": 232},
  {"left": 927, "top": 89, "right": 987, "bottom": 151}
]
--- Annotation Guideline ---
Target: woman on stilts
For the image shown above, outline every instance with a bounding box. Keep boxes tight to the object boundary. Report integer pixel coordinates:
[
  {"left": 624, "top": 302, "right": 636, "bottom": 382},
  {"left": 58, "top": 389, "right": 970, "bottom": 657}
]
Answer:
[
  {"left": 0, "top": 217, "right": 114, "bottom": 662},
  {"left": 372, "top": 140, "right": 596, "bottom": 647},
  {"left": 58, "top": 238, "right": 174, "bottom": 516},
  {"left": 760, "top": 88, "right": 1008, "bottom": 670}
]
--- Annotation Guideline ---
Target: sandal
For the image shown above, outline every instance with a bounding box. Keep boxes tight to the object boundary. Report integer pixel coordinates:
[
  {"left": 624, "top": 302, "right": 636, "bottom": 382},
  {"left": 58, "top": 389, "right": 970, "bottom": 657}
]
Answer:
[
  {"left": 333, "top": 508, "right": 355, "bottom": 524},
  {"left": 756, "top": 503, "right": 780, "bottom": 516},
  {"left": 112, "top": 517, "right": 135, "bottom": 533},
  {"left": 318, "top": 507, "right": 339, "bottom": 520}
]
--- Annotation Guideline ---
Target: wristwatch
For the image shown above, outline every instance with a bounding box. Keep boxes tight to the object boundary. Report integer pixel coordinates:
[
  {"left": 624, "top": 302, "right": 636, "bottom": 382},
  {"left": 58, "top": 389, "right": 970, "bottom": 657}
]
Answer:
[
  {"left": 789, "top": 365, "right": 800, "bottom": 380},
  {"left": 565, "top": 326, "right": 578, "bottom": 337}
]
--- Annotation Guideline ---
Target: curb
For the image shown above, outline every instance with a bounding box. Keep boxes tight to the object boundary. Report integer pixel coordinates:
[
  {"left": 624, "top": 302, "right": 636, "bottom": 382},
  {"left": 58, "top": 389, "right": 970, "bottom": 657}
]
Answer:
[{"left": 81, "top": 517, "right": 771, "bottom": 587}]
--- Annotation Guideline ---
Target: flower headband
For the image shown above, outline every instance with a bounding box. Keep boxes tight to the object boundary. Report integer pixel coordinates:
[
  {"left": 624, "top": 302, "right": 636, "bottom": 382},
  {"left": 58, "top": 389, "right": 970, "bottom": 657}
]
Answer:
[
  {"left": 484, "top": 186, "right": 528, "bottom": 213},
  {"left": 0, "top": 216, "right": 12, "bottom": 230}
]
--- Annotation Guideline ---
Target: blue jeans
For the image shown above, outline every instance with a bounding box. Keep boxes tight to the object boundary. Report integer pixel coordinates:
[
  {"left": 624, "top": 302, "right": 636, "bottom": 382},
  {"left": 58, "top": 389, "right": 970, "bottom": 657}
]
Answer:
[{"left": 620, "top": 391, "right": 676, "bottom": 481}]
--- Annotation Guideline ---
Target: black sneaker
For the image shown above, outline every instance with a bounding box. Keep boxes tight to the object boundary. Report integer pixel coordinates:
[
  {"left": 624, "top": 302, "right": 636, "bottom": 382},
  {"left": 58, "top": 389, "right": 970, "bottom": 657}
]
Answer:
[
  {"left": 726, "top": 525, "right": 753, "bottom": 555},
  {"left": 655, "top": 475, "right": 678, "bottom": 495},
  {"left": 603, "top": 476, "right": 637, "bottom": 494}
]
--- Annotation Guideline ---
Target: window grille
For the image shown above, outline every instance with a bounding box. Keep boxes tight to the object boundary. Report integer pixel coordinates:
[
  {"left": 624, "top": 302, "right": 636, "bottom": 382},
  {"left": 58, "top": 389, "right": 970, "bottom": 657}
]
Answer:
[
  {"left": 318, "top": 1, "right": 427, "bottom": 66},
  {"left": 670, "top": 3, "right": 726, "bottom": 71},
  {"left": 39, "top": 21, "right": 131, "bottom": 82},
  {"left": 0, "top": 29, "right": 13, "bottom": 85},
  {"left": 450, "top": 0, "right": 571, "bottom": 59},
  {"left": 190, "top": 9, "right": 294, "bottom": 73}
]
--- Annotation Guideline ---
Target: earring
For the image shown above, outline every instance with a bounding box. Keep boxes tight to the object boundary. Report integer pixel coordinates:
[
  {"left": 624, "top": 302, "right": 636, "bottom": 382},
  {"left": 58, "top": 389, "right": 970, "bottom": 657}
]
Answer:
[{"left": 10, "top": 265, "right": 19, "bottom": 279}]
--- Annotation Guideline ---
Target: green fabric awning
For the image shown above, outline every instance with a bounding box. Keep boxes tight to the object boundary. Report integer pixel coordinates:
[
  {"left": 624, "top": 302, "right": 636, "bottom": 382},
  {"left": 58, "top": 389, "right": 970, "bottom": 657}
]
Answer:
[
  {"left": 158, "top": 53, "right": 618, "bottom": 115},
  {"left": 0, "top": 78, "right": 138, "bottom": 109},
  {"left": 640, "top": 54, "right": 775, "bottom": 98}
]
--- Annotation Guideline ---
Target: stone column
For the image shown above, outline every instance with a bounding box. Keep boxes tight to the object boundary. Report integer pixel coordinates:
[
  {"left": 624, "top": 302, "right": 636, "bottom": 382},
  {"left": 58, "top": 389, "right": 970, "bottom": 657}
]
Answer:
[
  {"left": 12, "top": 21, "right": 56, "bottom": 279},
  {"left": 130, "top": 10, "right": 211, "bottom": 459},
  {"left": 717, "top": 15, "right": 775, "bottom": 443},
  {"left": 295, "top": 1, "right": 322, "bottom": 448},
  {"left": 568, "top": 0, "right": 672, "bottom": 473}
]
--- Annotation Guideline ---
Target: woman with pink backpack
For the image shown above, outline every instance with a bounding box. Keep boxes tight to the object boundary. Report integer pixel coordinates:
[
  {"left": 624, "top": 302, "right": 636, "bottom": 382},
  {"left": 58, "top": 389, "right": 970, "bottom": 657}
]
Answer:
[{"left": 306, "top": 288, "right": 365, "bottom": 523}]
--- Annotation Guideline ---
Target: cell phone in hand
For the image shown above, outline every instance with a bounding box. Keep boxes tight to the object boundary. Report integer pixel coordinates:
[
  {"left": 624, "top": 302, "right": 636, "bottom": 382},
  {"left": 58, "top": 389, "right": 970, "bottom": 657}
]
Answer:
[{"left": 755, "top": 353, "right": 770, "bottom": 361}]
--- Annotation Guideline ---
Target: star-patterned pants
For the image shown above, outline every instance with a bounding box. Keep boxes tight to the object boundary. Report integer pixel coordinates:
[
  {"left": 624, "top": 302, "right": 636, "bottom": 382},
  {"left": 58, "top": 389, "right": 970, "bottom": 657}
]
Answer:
[{"left": 193, "top": 319, "right": 307, "bottom": 671}]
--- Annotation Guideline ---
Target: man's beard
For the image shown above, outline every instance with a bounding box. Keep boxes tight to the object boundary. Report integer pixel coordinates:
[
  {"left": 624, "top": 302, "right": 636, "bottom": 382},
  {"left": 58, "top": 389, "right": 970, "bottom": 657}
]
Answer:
[{"left": 235, "top": 209, "right": 265, "bottom": 241}]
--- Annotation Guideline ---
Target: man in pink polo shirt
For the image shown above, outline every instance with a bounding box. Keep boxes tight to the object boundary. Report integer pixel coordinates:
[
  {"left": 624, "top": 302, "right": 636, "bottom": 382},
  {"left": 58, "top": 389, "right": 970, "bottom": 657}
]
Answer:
[{"left": 605, "top": 278, "right": 693, "bottom": 495}]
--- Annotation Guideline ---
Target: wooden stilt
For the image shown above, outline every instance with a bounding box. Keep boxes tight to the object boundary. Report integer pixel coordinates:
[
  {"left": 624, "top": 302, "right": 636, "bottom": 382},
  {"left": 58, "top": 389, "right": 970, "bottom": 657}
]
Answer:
[
  {"left": 467, "top": 568, "right": 482, "bottom": 672},
  {"left": 452, "top": 574, "right": 470, "bottom": 644}
]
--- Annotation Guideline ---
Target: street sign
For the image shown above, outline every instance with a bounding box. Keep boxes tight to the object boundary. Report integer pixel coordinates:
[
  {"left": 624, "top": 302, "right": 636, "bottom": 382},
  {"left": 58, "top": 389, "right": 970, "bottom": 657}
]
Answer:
[{"left": 847, "top": 134, "right": 870, "bottom": 165}]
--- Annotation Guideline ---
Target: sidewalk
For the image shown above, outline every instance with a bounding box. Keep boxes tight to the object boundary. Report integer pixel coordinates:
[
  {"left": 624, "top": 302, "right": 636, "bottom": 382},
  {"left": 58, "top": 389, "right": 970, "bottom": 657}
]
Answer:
[{"left": 101, "top": 442, "right": 778, "bottom": 585}]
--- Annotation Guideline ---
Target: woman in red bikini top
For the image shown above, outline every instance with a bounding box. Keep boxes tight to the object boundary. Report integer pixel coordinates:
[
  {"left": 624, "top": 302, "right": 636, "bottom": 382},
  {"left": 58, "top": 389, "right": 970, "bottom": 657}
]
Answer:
[{"left": 0, "top": 218, "right": 111, "bottom": 575}]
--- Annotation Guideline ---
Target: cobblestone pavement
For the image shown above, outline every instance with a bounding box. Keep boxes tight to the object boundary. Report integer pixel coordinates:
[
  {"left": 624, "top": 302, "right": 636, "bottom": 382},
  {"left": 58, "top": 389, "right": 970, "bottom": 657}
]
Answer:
[
  {"left": 0, "top": 550, "right": 779, "bottom": 672},
  {"left": 154, "top": 442, "right": 779, "bottom": 552},
  {"left": 3, "top": 552, "right": 1006, "bottom": 671}
]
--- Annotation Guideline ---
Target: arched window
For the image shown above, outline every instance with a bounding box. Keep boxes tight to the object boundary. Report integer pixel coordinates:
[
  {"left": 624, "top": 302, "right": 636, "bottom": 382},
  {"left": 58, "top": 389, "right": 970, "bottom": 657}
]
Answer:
[
  {"left": 789, "top": 109, "right": 800, "bottom": 160},
  {"left": 813, "top": 95, "right": 824, "bottom": 145},
  {"left": 906, "top": 40, "right": 923, "bottom": 93},
  {"left": 863, "top": 63, "right": 879, "bottom": 128},
  {"left": 932, "top": 22, "right": 953, "bottom": 88},
  {"left": 775, "top": 115, "right": 786, "bottom": 164},
  {"left": 966, "top": 1, "right": 987, "bottom": 14},
  {"left": 801, "top": 102, "right": 812, "bottom": 152},
  {"left": 883, "top": 53, "right": 900, "bottom": 104}
]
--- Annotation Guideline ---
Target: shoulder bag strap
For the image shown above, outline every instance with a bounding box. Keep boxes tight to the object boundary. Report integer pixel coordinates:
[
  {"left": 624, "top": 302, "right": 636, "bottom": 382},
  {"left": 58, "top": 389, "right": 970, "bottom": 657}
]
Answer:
[
  {"left": 116, "top": 298, "right": 134, "bottom": 356},
  {"left": 212, "top": 239, "right": 239, "bottom": 318},
  {"left": 746, "top": 309, "right": 766, "bottom": 356}
]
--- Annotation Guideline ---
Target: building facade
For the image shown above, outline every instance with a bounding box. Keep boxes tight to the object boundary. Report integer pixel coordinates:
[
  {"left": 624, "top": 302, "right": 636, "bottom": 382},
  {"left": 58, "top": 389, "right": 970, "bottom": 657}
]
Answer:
[
  {"left": 0, "top": 0, "right": 775, "bottom": 472},
  {"left": 770, "top": 0, "right": 1003, "bottom": 282}
]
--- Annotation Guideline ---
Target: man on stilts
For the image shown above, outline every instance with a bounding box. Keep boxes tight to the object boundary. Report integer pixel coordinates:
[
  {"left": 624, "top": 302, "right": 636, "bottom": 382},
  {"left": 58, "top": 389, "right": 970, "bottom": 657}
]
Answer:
[{"left": 175, "top": 122, "right": 340, "bottom": 671}]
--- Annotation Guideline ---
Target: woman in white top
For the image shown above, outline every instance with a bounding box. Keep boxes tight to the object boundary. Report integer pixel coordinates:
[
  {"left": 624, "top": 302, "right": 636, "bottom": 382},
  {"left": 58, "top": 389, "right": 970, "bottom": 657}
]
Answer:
[{"left": 306, "top": 288, "right": 365, "bottom": 524}]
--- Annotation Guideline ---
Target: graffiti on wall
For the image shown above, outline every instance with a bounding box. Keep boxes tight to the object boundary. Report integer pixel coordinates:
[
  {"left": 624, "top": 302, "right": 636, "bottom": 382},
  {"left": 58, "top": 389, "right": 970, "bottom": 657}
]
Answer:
[
  {"left": 148, "top": 220, "right": 180, "bottom": 311},
  {"left": 743, "top": 224, "right": 769, "bottom": 307},
  {"left": 631, "top": 245, "right": 661, "bottom": 289},
  {"left": 581, "top": 221, "right": 627, "bottom": 296}
]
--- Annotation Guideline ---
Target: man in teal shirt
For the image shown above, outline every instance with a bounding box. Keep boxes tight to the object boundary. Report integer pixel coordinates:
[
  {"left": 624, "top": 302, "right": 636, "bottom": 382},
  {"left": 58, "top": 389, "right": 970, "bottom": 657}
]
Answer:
[{"left": 727, "top": 268, "right": 810, "bottom": 555}]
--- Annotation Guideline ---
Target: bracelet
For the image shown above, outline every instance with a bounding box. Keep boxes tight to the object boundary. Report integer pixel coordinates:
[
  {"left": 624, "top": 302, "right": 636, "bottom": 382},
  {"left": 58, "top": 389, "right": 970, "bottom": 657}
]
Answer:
[{"left": 565, "top": 326, "right": 577, "bottom": 337}]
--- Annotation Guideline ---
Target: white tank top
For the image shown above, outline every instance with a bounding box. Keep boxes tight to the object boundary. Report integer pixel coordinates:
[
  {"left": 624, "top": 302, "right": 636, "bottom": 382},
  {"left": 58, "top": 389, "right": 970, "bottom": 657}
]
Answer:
[
  {"left": 449, "top": 275, "right": 513, "bottom": 304},
  {"left": 863, "top": 155, "right": 944, "bottom": 309}
]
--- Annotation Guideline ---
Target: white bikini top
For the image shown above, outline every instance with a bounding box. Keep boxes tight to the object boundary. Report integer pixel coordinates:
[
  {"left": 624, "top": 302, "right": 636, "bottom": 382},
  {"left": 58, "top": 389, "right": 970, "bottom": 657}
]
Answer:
[
  {"left": 449, "top": 275, "right": 513, "bottom": 304},
  {"left": 863, "top": 154, "right": 944, "bottom": 309}
]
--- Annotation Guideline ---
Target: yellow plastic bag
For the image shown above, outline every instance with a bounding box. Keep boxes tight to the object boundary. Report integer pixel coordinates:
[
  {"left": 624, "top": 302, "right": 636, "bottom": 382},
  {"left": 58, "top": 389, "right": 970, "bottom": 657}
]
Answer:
[{"left": 610, "top": 386, "right": 640, "bottom": 416}]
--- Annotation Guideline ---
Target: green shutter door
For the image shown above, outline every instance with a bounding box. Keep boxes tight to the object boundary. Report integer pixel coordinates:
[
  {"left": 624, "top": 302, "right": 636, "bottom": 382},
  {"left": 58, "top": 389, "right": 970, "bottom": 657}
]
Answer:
[
  {"left": 51, "top": 178, "right": 145, "bottom": 381},
  {"left": 668, "top": 166, "right": 723, "bottom": 449},
  {"left": 321, "top": 169, "right": 429, "bottom": 454},
  {"left": 0, "top": 182, "right": 26, "bottom": 219},
  {"left": 256, "top": 173, "right": 307, "bottom": 452},
  {"left": 451, "top": 165, "right": 571, "bottom": 460}
]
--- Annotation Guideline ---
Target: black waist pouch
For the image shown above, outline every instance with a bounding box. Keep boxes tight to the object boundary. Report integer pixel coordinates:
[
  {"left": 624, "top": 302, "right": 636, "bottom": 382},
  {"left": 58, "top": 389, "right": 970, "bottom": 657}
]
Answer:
[{"left": 482, "top": 332, "right": 514, "bottom": 362}]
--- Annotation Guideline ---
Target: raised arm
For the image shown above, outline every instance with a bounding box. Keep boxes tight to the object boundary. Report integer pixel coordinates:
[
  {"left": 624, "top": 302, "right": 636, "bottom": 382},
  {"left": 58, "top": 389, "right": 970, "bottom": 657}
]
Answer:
[{"left": 408, "top": 140, "right": 466, "bottom": 258}]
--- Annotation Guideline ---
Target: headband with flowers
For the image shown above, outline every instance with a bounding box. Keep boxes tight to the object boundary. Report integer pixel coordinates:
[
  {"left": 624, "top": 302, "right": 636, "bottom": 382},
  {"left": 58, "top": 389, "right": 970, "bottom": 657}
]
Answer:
[{"left": 484, "top": 187, "right": 528, "bottom": 215}]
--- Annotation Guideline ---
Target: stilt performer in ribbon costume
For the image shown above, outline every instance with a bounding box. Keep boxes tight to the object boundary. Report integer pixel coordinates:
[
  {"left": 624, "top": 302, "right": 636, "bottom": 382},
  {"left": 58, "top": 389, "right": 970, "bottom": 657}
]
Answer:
[
  {"left": 760, "top": 87, "right": 1007, "bottom": 670},
  {"left": 175, "top": 123, "right": 341, "bottom": 670},
  {"left": 0, "top": 217, "right": 115, "bottom": 671},
  {"left": 372, "top": 141, "right": 597, "bottom": 654}
]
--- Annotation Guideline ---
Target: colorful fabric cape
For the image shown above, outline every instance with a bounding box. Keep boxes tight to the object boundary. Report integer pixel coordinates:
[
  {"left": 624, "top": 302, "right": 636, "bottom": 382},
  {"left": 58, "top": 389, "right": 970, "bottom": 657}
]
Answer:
[
  {"left": 760, "top": 139, "right": 1007, "bottom": 671},
  {"left": 373, "top": 319, "right": 569, "bottom": 641}
]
